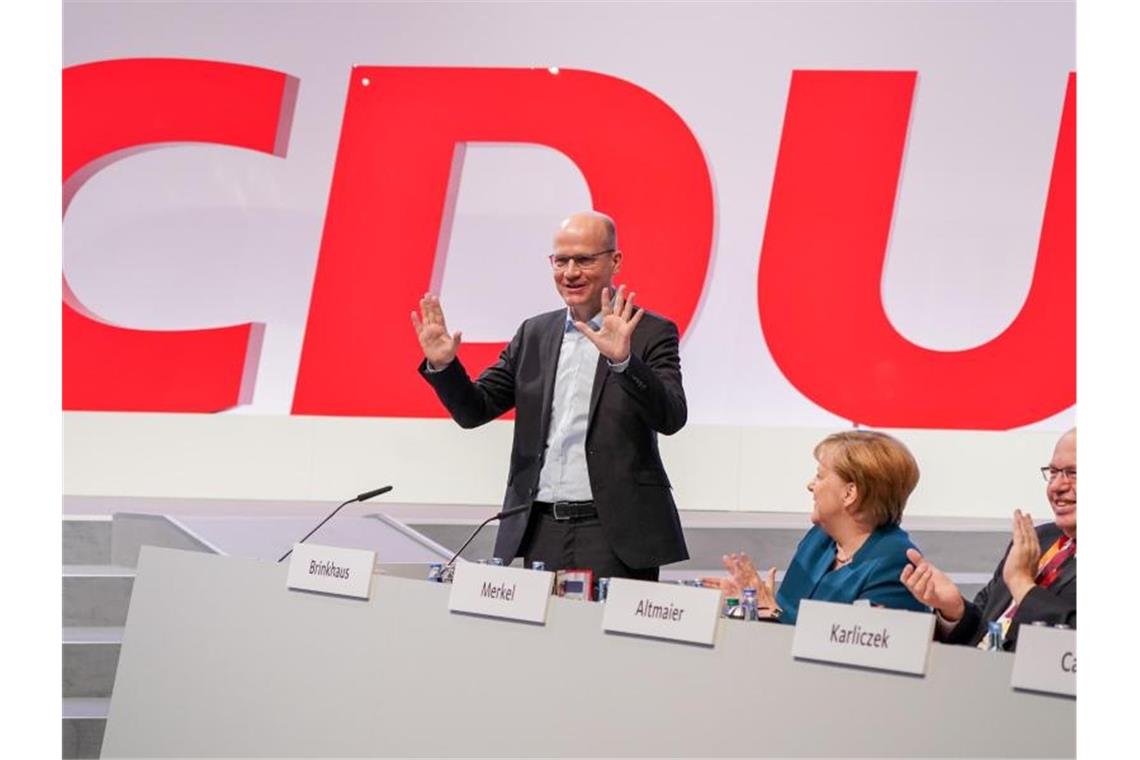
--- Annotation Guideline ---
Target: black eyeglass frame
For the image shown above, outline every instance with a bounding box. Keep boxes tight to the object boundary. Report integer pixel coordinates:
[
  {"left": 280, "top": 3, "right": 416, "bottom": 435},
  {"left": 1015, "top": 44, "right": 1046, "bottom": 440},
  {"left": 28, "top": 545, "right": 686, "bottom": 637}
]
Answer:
[
  {"left": 548, "top": 249, "right": 616, "bottom": 270},
  {"left": 1040, "top": 466, "right": 1076, "bottom": 482}
]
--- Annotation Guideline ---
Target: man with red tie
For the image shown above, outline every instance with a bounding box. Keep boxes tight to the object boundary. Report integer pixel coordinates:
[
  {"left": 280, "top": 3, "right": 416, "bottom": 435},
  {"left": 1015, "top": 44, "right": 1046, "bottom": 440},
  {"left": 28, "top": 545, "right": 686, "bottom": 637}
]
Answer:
[{"left": 901, "top": 428, "right": 1077, "bottom": 651}]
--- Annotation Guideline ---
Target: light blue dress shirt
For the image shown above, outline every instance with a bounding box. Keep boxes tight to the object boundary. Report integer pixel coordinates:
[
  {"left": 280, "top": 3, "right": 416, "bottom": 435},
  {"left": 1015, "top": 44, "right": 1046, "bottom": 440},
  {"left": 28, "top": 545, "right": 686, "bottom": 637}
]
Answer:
[{"left": 535, "top": 310, "right": 629, "bottom": 502}]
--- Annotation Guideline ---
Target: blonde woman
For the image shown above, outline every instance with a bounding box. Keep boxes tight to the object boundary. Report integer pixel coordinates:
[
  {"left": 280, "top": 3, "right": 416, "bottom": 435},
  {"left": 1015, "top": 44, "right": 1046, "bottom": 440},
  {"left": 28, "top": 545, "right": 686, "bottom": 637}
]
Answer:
[{"left": 706, "top": 431, "right": 929, "bottom": 624}]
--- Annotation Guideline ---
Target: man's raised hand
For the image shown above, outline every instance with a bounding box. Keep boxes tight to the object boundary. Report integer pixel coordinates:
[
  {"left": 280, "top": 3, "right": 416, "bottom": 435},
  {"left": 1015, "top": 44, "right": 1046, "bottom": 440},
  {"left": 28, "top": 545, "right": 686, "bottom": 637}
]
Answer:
[
  {"left": 1002, "top": 509, "right": 1042, "bottom": 605},
  {"left": 411, "top": 293, "right": 462, "bottom": 369},
  {"left": 900, "top": 548, "right": 965, "bottom": 621},
  {"left": 574, "top": 284, "right": 645, "bottom": 363}
]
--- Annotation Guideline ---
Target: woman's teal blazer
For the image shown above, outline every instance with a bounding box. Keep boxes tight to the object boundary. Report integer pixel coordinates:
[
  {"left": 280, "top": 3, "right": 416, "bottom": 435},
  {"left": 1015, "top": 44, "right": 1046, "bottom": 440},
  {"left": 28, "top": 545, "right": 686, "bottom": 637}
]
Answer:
[{"left": 775, "top": 523, "right": 930, "bottom": 625}]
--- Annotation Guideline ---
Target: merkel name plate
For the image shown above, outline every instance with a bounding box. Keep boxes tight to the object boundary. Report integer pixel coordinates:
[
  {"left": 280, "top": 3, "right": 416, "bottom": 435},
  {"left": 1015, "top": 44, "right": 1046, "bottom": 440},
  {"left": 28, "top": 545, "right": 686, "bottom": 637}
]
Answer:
[{"left": 448, "top": 562, "right": 555, "bottom": 623}]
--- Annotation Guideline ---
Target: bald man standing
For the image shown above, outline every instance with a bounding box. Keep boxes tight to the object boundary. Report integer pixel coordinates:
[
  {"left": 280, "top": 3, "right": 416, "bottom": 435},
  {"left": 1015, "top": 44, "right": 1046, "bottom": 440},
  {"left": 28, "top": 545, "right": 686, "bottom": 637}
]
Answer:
[{"left": 412, "top": 211, "right": 689, "bottom": 581}]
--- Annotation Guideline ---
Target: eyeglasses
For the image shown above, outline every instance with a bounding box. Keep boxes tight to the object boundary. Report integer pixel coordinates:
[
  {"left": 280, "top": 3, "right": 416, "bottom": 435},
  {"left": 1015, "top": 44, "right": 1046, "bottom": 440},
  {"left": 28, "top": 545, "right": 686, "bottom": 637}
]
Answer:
[
  {"left": 1040, "top": 466, "right": 1076, "bottom": 483},
  {"left": 548, "top": 249, "right": 615, "bottom": 271}
]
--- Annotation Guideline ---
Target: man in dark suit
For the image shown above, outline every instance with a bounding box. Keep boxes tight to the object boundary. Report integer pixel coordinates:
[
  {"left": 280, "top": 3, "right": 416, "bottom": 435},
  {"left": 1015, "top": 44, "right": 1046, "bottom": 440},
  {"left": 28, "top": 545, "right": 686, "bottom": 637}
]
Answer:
[
  {"left": 411, "top": 211, "right": 688, "bottom": 580},
  {"left": 901, "top": 428, "right": 1077, "bottom": 650}
]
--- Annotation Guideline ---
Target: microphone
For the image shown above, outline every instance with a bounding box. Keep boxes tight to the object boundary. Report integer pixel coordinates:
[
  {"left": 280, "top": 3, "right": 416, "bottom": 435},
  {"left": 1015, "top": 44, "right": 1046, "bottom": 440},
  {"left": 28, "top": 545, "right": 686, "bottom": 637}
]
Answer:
[
  {"left": 441, "top": 504, "right": 530, "bottom": 570},
  {"left": 277, "top": 485, "right": 394, "bottom": 562},
  {"left": 355, "top": 485, "right": 394, "bottom": 502}
]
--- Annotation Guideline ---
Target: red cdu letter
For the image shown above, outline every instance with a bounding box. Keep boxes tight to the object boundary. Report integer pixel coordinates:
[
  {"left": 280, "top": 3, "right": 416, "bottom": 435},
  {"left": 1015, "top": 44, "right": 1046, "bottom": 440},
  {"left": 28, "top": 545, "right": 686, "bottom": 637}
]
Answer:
[
  {"left": 757, "top": 71, "right": 1075, "bottom": 429},
  {"left": 292, "top": 67, "right": 714, "bottom": 417},
  {"left": 63, "top": 58, "right": 298, "bottom": 412}
]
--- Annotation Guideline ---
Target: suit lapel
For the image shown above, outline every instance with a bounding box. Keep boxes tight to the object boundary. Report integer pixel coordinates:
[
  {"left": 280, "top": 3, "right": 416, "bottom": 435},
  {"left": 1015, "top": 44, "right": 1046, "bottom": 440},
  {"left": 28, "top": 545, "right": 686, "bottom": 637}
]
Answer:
[
  {"left": 987, "top": 581, "right": 1014, "bottom": 622},
  {"left": 537, "top": 311, "right": 566, "bottom": 447},
  {"left": 990, "top": 528, "right": 1069, "bottom": 619},
  {"left": 805, "top": 535, "right": 838, "bottom": 596},
  {"left": 587, "top": 312, "right": 642, "bottom": 429},
  {"left": 587, "top": 354, "right": 609, "bottom": 431}
]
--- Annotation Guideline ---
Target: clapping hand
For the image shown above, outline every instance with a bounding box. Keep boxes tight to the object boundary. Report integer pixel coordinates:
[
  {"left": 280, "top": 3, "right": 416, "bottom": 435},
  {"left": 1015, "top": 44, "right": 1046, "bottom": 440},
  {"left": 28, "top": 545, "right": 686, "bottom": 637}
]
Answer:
[
  {"left": 1001, "top": 509, "right": 1042, "bottom": 605},
  {"left": 900, "top": 548, "right": 965, "bottom": 621},
  {"left": 701, "top": 552, "right": 778, "bottom": 610},
  {"left": 574, "top": 285, "right": 645, "bottom": 363},
  {"left": 410, "top": 293, "right": 462, "bottom": 369}
]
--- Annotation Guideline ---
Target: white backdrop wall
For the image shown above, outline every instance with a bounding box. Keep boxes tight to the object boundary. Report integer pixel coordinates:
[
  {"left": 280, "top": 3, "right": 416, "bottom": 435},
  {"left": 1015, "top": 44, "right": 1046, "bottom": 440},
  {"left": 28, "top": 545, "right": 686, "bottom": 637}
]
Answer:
[
  {"left": 62, "top": 1, "right": 1075, "bottom": 518},
  {"left": 65, "top": 413, "right": 1062, "bottom": 519}
]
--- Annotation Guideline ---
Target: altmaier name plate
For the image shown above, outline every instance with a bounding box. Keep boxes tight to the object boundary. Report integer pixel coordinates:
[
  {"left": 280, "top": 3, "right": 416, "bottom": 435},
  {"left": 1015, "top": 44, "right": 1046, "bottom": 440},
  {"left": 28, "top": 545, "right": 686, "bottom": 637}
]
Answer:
[
  {"left": 1011, "top": 624, "right": 1076, "bottom": 697},
  {"left": 602, "top": 578, "right": 721, "bottom": 646},
  {"left": 285, "top": 543, "right": 375, "bottom": 600},
  {"left": 792, "top": 599, "right": 935, "bottom": 675},
  {"left": 448, "top": 562, "right": 555, "bottom": 624}
]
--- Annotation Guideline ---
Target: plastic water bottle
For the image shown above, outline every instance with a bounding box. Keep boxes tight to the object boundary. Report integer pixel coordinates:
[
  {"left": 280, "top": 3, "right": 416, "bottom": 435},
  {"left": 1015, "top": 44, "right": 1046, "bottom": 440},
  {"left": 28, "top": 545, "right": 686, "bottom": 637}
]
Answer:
[
  {"left": 723, "top": 597, "right": 742, "bottom": 618},
  {"left": 531, "top": 560, "right": 546, "bottom": 571},
  {"left": 741, "top": 588, "right": 759, "bottom": 621},
  {"left": 490, "top": 557, "right": 504, "bottom": 566},
  {"left": 596, "top": 577, "right": 610, "bottom": 602},
  {"left": 986, "top": 620, "right": 1004, "bottom": 650},
  {"left": 426, "top": 563, "right": 443, "bottom": 582}
]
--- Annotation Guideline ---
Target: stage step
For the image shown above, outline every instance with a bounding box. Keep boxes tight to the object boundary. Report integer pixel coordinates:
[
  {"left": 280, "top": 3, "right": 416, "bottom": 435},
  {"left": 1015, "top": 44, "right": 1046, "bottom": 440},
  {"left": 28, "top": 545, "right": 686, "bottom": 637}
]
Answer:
[
  {"left": 63, "top": 566, "right": 135, "bottom": 627},
  {"left": 62, "top": 698, "right": 107, "bottom": 760},
  {"left": 61, "top": 510, "right": 219, "bottom": 760},
  {"left": 63, "top": 517, "right": 112, "bottom": 565},
  {"left": 110, "top": 512, "right": 218, "bottom": 568},
  {"left": 63, "top": 627, "right": 122, "bottom": 699}
]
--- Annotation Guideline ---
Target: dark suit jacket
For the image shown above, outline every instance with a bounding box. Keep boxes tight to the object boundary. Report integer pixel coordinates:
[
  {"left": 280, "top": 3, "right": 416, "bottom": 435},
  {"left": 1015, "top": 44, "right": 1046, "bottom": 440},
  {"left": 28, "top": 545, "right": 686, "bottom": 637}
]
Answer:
[
  {"left": 775, "top": 524, "right": 930, "bottom": 625},
  {"left": 419, "top": 308, "right": 689, "bottom": 569},
  {"left": 944, "top": 523, "right": 1077, "bottom": 650}
]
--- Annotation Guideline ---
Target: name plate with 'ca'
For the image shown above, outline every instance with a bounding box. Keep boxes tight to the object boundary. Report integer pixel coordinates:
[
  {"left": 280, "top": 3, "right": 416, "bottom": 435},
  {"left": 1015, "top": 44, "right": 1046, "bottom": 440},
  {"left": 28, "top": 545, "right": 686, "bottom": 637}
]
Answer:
[{"left": 1011, "top": 624, "right": 1076, "bottom": 697}]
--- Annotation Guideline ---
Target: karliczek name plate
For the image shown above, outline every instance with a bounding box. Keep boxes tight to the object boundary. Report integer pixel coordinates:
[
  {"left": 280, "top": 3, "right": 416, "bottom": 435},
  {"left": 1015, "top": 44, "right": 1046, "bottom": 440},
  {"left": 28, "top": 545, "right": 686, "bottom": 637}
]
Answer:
[
  {"left": 448, "top": 562, "right": 555, "bottom": 623},
  {"left": 792, "top": 599, "right": 935, "bottom": 675},
  {"left": 602, "top": 578, "right": 722, "bottom": 645},
  {"left": 285, "top": 543, "right": 375, "bottom": 600}
]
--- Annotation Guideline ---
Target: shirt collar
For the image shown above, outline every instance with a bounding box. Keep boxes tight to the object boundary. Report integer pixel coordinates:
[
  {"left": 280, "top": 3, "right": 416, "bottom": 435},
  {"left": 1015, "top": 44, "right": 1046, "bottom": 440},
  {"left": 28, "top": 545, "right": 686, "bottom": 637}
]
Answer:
[{"left": 564, "top": 308, "right": 603, "bottom": 332}]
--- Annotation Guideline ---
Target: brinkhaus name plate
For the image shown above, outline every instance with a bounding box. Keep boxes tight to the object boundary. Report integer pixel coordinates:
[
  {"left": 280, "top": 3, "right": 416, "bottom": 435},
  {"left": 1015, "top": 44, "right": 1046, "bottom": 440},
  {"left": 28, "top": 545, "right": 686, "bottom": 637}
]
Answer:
[
  {"left": 602, "top": 578, "right": 721, "bottom": 645},
  {"left": 448, "top": 563, "right": 555, "bottom": 623},
  {"left": 792, "top": 599, "right": 935, "bottom": 675},
  {"left": 285, "top": 543, "right": 375, "bottom": 599}
]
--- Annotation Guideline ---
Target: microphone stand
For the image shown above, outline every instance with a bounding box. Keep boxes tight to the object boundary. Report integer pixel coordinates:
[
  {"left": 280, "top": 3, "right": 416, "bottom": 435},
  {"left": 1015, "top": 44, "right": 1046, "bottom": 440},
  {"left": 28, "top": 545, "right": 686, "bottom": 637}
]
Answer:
[
  {"left": 277, "top": 485, "right": 393, "bottom": 563},
  {"left": 440, "top": 504, "right": 530, "bottom": 571}
]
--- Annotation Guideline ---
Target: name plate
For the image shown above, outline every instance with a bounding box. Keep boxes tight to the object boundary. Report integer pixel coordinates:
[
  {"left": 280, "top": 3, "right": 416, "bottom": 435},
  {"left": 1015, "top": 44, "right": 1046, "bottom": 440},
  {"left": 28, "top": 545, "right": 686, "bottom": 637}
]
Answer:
[
  {"left": 448, "top": 563, "right": 555, "bottom": 623},
  {"left": 285, "top": 543, "right": 375, "bottom": 600},
  {"left": 602, "top": 578, "right": 721, "bottom": 646},
  {"left": 792, "top": 599, "right": 935, "bottom": 675},
  {"left": 1011, "top": 625, "right": 1076, "bottom": 697}
]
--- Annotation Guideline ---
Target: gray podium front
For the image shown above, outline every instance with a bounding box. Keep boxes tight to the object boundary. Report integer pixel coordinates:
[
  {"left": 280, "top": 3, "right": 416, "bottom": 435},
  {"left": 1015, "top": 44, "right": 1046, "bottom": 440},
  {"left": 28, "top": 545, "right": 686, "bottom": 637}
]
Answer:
[{"left": 101, "top": 547, "right": 1074, "bottom": 758}]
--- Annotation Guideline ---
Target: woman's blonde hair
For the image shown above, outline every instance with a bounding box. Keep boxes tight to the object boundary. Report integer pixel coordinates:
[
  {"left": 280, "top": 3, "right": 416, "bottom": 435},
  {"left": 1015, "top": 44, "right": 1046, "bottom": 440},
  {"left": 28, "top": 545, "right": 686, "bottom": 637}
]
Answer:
[{"left": 814, "top": 430, "right": 919, "bottom": 527}]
